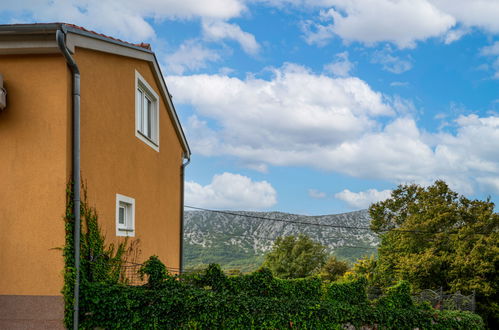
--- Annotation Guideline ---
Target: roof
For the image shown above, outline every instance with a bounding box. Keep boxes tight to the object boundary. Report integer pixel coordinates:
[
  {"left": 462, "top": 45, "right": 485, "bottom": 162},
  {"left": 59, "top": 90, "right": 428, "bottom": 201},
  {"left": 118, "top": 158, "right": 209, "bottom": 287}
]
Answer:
[
  {"left": 0, "top": 23, "right": 190, "bottom": 158},
  {"left": 64, "top": 23, "right": 152, "bottom": 51},
  {"left": 0, "top": 22, "right": 152, "bottom": 51}
]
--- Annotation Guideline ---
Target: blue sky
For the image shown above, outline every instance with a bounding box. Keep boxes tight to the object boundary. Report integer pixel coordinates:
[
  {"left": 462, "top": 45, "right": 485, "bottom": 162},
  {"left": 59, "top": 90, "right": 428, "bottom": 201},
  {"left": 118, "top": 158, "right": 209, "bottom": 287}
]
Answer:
[{"left": 3, "top": 0, "right": 499, "bottom": 214}]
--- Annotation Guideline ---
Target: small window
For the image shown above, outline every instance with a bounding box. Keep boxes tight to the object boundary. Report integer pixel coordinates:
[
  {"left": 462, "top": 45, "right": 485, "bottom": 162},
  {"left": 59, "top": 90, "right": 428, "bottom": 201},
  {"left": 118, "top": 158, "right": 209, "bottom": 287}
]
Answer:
[
  {"left": 135, "top": 71, "right": 159, "bottom": 151},
  {"left": 116, "top": 194, "right": 135, "bottom": 237}
]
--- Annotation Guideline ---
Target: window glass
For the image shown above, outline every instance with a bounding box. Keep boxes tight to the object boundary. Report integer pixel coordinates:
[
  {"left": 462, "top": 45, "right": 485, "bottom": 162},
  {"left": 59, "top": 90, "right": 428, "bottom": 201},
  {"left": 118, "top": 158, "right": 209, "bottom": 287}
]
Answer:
[
  {"left": 118, "top": 205, "right": 125, "bottom": 225},
  {"left": 135, "top": 71, "right": 159, "bottom": 151}
]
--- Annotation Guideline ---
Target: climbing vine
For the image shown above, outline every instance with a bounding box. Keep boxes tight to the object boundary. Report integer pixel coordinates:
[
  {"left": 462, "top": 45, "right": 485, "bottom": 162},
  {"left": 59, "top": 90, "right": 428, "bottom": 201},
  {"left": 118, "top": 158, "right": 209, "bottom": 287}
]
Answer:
[{"left": 62, "top": 181, "right": 128, "bottom": 328}]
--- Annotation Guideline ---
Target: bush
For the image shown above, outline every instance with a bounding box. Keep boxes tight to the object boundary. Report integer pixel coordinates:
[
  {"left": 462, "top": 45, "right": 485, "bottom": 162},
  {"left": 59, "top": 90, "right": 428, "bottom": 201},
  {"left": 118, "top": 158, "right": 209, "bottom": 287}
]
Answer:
[{"left": 79, "top": 261, "right": 484, "bottom": 329}]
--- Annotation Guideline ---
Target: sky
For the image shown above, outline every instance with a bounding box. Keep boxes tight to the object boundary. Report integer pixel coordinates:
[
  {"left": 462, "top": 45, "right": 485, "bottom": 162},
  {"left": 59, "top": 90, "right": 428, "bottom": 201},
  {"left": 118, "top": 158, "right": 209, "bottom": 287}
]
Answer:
[{"left": 2, "top": 0, "right": 499, "bottom": 215}]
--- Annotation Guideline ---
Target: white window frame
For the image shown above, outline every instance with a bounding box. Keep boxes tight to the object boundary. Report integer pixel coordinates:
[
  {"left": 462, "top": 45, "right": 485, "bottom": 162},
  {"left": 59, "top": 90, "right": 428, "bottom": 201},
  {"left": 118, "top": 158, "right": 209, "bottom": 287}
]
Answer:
[
  {"left": 116, "top": 194, "right": 135, "bottom": 237},
  {"left": 135, "top": 70, "right": 160, "bottom": 152}
]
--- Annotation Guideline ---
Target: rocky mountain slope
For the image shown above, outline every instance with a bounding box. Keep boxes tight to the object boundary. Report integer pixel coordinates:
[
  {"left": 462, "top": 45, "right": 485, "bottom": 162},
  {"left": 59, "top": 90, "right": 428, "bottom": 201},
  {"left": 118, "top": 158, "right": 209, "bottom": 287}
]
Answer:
[{"left": 184, "top": 209, "right": 379, "bottom": 272}]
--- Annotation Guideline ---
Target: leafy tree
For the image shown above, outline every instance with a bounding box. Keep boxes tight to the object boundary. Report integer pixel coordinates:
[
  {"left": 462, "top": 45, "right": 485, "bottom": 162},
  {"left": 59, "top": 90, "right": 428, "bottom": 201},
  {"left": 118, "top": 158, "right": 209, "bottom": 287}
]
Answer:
[
  {"left": 343, "top": 255, "right": 377, "bottom": 282},
  {"left": 369, "top": 180, "right": 499, "bottom": 326},
  {"left": 262, "top": 234, "right": 327, "bottom": 278},
  {"left": 319, "top": 256, "right": 349, "bottom": 281}
]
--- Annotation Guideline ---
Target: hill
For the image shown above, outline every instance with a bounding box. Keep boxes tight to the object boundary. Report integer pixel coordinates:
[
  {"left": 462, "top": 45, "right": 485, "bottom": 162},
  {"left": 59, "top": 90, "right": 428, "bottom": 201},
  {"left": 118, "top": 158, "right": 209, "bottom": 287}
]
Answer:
[{"left": 183, "top": 209, "right": 378, "bottom": 272}]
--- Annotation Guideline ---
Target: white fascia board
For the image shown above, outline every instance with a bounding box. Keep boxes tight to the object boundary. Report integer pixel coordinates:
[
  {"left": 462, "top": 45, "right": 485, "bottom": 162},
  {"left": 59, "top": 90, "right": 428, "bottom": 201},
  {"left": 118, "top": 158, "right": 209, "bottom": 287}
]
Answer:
[{"left": 0, "top": 34, "right": 59, "bottom": 54}]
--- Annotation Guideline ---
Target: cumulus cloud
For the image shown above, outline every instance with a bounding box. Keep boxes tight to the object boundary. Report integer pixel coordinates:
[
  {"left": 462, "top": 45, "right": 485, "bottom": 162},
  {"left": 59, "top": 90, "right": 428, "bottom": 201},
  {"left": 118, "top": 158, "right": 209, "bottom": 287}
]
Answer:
[
  {"left": 168, "top": 63, "right": 393, "bottom": 158},
  {"left": 297, "top": 0, "right": 499, "bottom": 49},
  {"left": 303, "top": 0, "right": 455, "bottom": 48},
  {"left": 433, "top": 0, "right": 499, "bottom": 34},
  {"left": 371, "top": 47, "right": 412, "bottom": 74},
  {"left": 443, "top": 27, "right": 469, "bottom": 44},
  {"left": 202, "top": 20, "right": 260, "bottom": 55},
  {"left": 164, "top": 40, "right": 221, "bottom": 75},
  {"left": 335, "top": 188, "right": 392, "bottom": 209},
  {"left": 168, "top": 64, "right": 499, "bottom": 196},
  {"left": 480, "top": 41, "right": 499, "bottom": 79},
  {"left": 1, "top": 0, "right": 246, "bottom": 42},
  {"left": 324, "top": 51, "right": 354, "bottom": 77},
  {"left": 308, "top": 189, "right": 327, "bottom": 199},
  {"left": 184, "top": 172, "right": 277, "bottom": 210}
]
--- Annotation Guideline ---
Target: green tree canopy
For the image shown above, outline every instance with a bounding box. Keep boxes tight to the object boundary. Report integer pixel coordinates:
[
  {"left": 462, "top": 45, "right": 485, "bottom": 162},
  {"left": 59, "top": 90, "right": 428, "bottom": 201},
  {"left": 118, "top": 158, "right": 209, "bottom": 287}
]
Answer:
[
  {"left": 369, "top": 180, "right": 499, "bottom": 326},
  {"left": 319, "top": 256, "right": 349, "bottom": 281},
  {"left": 263, "top": 234, "right": 327, "bottom": 278}
]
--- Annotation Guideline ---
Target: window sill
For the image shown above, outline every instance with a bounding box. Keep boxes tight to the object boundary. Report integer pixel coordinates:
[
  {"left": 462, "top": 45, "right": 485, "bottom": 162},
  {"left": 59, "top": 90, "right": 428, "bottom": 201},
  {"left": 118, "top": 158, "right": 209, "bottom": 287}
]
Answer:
[{"left": 136, "top": 130, "right": 159, "bottom": 152}]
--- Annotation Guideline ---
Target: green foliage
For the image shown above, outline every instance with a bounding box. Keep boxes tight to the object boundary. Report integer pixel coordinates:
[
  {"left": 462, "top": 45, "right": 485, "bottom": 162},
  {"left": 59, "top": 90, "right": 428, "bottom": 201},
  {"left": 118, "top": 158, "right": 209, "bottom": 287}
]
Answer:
[
  {"left": 263, "top": 234, "right": 328, "bottom": 278},
  {"left": 320, "top": 256, "right": 349, "bottom": 281},
  {"left": 80, "top": 186, "right": 126, "bottom": 285},
  {"left": 79, "top": 260, "right": 484, "bottom": 329},
  {"left": 139, "top": 255, "right": 169, "bottom": 288},
  {"left": 62, "top": 182, "right": 128, "bottom": 328},
  {"left": 378, "top": 281, "right": 413, "bottom": 309},
  {"left": 63, "top": 182, "right": 485, "bottom": 329},
  {"left": 344, "top": 255, "right": 377, "bottom": 282},
  {"left": 369, "top": 180, "right": 499, "bottom": 327},
  {"left": 62, "top": 183, "right": 76, "bottom": 328},
  {"left": 326, "top": 277, "right": 368, "bottom": 305}
]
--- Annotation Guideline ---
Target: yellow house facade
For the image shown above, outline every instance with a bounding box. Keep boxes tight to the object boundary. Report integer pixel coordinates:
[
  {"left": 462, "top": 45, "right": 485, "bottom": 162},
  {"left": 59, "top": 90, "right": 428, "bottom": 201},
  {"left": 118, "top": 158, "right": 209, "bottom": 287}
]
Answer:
[{"left": 0, "top": 23, "right": 190, "bottom": 327}]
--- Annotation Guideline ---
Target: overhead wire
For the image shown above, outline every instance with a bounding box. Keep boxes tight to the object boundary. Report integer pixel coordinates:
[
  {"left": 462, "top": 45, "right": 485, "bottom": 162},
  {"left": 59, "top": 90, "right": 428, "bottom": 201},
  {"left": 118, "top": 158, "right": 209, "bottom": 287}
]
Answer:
[{"left": 184, "top": 205, "right": 491, "bottom": 235}]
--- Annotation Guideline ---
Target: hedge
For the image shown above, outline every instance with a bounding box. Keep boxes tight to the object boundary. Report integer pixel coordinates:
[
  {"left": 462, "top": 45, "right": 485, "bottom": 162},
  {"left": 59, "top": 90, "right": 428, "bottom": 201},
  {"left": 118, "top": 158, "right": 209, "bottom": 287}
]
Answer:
[{"left": 78, "top": 261, "right": 484, "bottom": 329}]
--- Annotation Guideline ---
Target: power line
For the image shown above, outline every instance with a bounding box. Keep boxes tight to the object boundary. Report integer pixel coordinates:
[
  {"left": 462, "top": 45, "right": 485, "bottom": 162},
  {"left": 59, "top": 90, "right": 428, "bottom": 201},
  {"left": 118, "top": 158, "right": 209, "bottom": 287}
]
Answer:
[
  {"left": 185, "top": 205, "right": 492, "bottom": 235},
  {"left": 185, "top": 205, "right": 444, "bottom": 234}
]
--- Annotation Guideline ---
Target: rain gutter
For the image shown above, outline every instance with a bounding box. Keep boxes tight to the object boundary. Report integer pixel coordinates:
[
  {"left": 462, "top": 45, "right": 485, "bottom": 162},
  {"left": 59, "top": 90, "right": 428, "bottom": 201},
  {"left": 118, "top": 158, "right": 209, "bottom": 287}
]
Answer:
[{"left": 56, "top": 28, "right": 81, "bottom": 330}]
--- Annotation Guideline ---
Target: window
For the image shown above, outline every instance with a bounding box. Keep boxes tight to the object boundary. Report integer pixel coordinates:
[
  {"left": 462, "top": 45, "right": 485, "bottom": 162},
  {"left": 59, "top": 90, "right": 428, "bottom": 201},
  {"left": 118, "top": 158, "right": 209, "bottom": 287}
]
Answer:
[
  {"left": 116, "top": 194, "right": 135, "bottom": 237},
  {"left": 135, "top": 70, "right": 159, "bottom": 151}
]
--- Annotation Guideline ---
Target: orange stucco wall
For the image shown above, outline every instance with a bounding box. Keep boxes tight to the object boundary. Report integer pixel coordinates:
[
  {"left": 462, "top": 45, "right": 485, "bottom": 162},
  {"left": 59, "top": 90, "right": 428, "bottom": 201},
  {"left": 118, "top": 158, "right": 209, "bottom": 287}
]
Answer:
[
  {"left": 0, "top": 47, "right": 184, "bottom": 297},
  {"left": 0, "top": 54, "right": 70, "bottom": 295},
  {"left": 75, "top": 47, "right": 183, "bottom": 270}
]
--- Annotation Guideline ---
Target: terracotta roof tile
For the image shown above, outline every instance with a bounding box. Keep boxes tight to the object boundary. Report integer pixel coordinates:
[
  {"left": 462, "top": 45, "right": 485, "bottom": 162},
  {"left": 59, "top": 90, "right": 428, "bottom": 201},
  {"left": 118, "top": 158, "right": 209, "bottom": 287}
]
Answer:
[
  {"left": 1, "top": 22, "right": 151, "bottom": 51},
  {"left": 64, "top": 23, "right": 152, "bottom": 50}
]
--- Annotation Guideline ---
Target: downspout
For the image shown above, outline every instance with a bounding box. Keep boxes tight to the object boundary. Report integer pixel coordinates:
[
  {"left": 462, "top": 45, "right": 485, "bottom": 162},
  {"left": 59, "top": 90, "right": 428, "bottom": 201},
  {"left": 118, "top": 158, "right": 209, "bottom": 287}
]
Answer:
[
  {"left": 179, "top": 155, "right": 190, "bottom": 274},
  {"left": 56, "top": 28, "right": 81, "bottom": 330}
]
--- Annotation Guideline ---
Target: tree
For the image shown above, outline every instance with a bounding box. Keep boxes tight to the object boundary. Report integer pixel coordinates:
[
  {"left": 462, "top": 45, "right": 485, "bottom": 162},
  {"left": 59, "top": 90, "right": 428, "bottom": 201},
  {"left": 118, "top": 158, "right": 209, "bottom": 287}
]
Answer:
[
  {"left": 319, "top": 256, "right": 349, "bottom": 281},
  {"left": 262, "top": 234, "right": 327, "bottom": 278},
  {"left": 369, "top": 180, "right": 499, "bottom": 326},
  {"left": 343, "top": 255, "right": 377, "bottom": 282}
]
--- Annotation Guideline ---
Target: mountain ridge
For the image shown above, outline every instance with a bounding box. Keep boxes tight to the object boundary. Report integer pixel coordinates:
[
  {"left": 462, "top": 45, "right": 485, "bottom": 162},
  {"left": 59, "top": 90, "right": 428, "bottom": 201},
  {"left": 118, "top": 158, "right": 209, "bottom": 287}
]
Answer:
[{"left": 184, "top": 208, "right": 378, "bottom": 271}]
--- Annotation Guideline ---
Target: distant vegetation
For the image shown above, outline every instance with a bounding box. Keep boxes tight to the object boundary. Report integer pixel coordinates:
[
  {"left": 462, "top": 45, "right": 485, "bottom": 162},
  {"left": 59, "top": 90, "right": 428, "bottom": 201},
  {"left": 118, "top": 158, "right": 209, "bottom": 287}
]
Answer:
[
  {"left": 183, "top": 208, "right": 377, "bottom": 272},
  {"left": 185, "top": 180, "right": 498, "bottom": 327}
]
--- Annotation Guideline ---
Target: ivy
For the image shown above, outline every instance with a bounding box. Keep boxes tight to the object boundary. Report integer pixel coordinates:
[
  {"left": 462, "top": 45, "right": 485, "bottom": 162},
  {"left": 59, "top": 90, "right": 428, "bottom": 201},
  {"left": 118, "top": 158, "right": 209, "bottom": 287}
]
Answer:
[
  {"left": 62, "top": 181, "right": 128, "bottom": 328},
  {"left": 80, "top": 261, "right": 484, "bottom": 329}
]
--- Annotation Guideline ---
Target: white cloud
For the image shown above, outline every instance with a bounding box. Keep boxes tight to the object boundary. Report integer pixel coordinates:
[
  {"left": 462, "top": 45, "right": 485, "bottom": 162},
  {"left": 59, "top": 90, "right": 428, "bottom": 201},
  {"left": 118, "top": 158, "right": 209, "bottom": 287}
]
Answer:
[
  {"left": 335, "top": 188, "right": 392, "bottom": 209},
  {"left": 324, "top": 51, "right": 354, "bottom": 77},
  {"left": 433, "top": 0, "right": 499, "bottom": 34},
  {"left": 168, "top": 63, "right": 393, "bottom": 158},
  {"left": 184, "top": 172, "right": 277, "bottom": 210},
  {"left": 303, "top": 0, "right": 455, "bottom": 48},
  {"left": 290, "top": 0, "right": 499, "bottom": 49},
  {"left": 390, "top": 81, "right": 409, "bottom": 87},
  {"left": 481, "top": 42, "right": 499, "bottom": 56},
  {"left": 480, "top": 42, "right": 499, "bottom": 79},
  {"left": 444, "top": 27, "right": 469, "bottom": 44},
  {"left": 371, "top": 47, "right": 412, "bottom": 74},
  {"left": 297, "top": 0, "right": 499, "bottom": 49},
  {"left": 202, "top": 20, "right": 260, "bottom": 55},
  {"left": 308, "top": 189, "right": 327, "bottom": 199},
  {"left": 1, "top": 0, "right": 246, "bottom": 42},
  {"left": 165, "top": 40, "right": 221, "bottom": 75},
  {"left": 168, "top": 64, "right": 499, "bottom": 197}
]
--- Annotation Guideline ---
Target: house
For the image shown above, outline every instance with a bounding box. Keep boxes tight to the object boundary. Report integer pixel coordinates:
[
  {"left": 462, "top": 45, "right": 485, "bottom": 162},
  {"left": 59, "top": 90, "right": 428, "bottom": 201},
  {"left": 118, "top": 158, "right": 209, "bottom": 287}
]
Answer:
[{"left": 0, "top": 23, "right": 190, "bottom": 327}]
